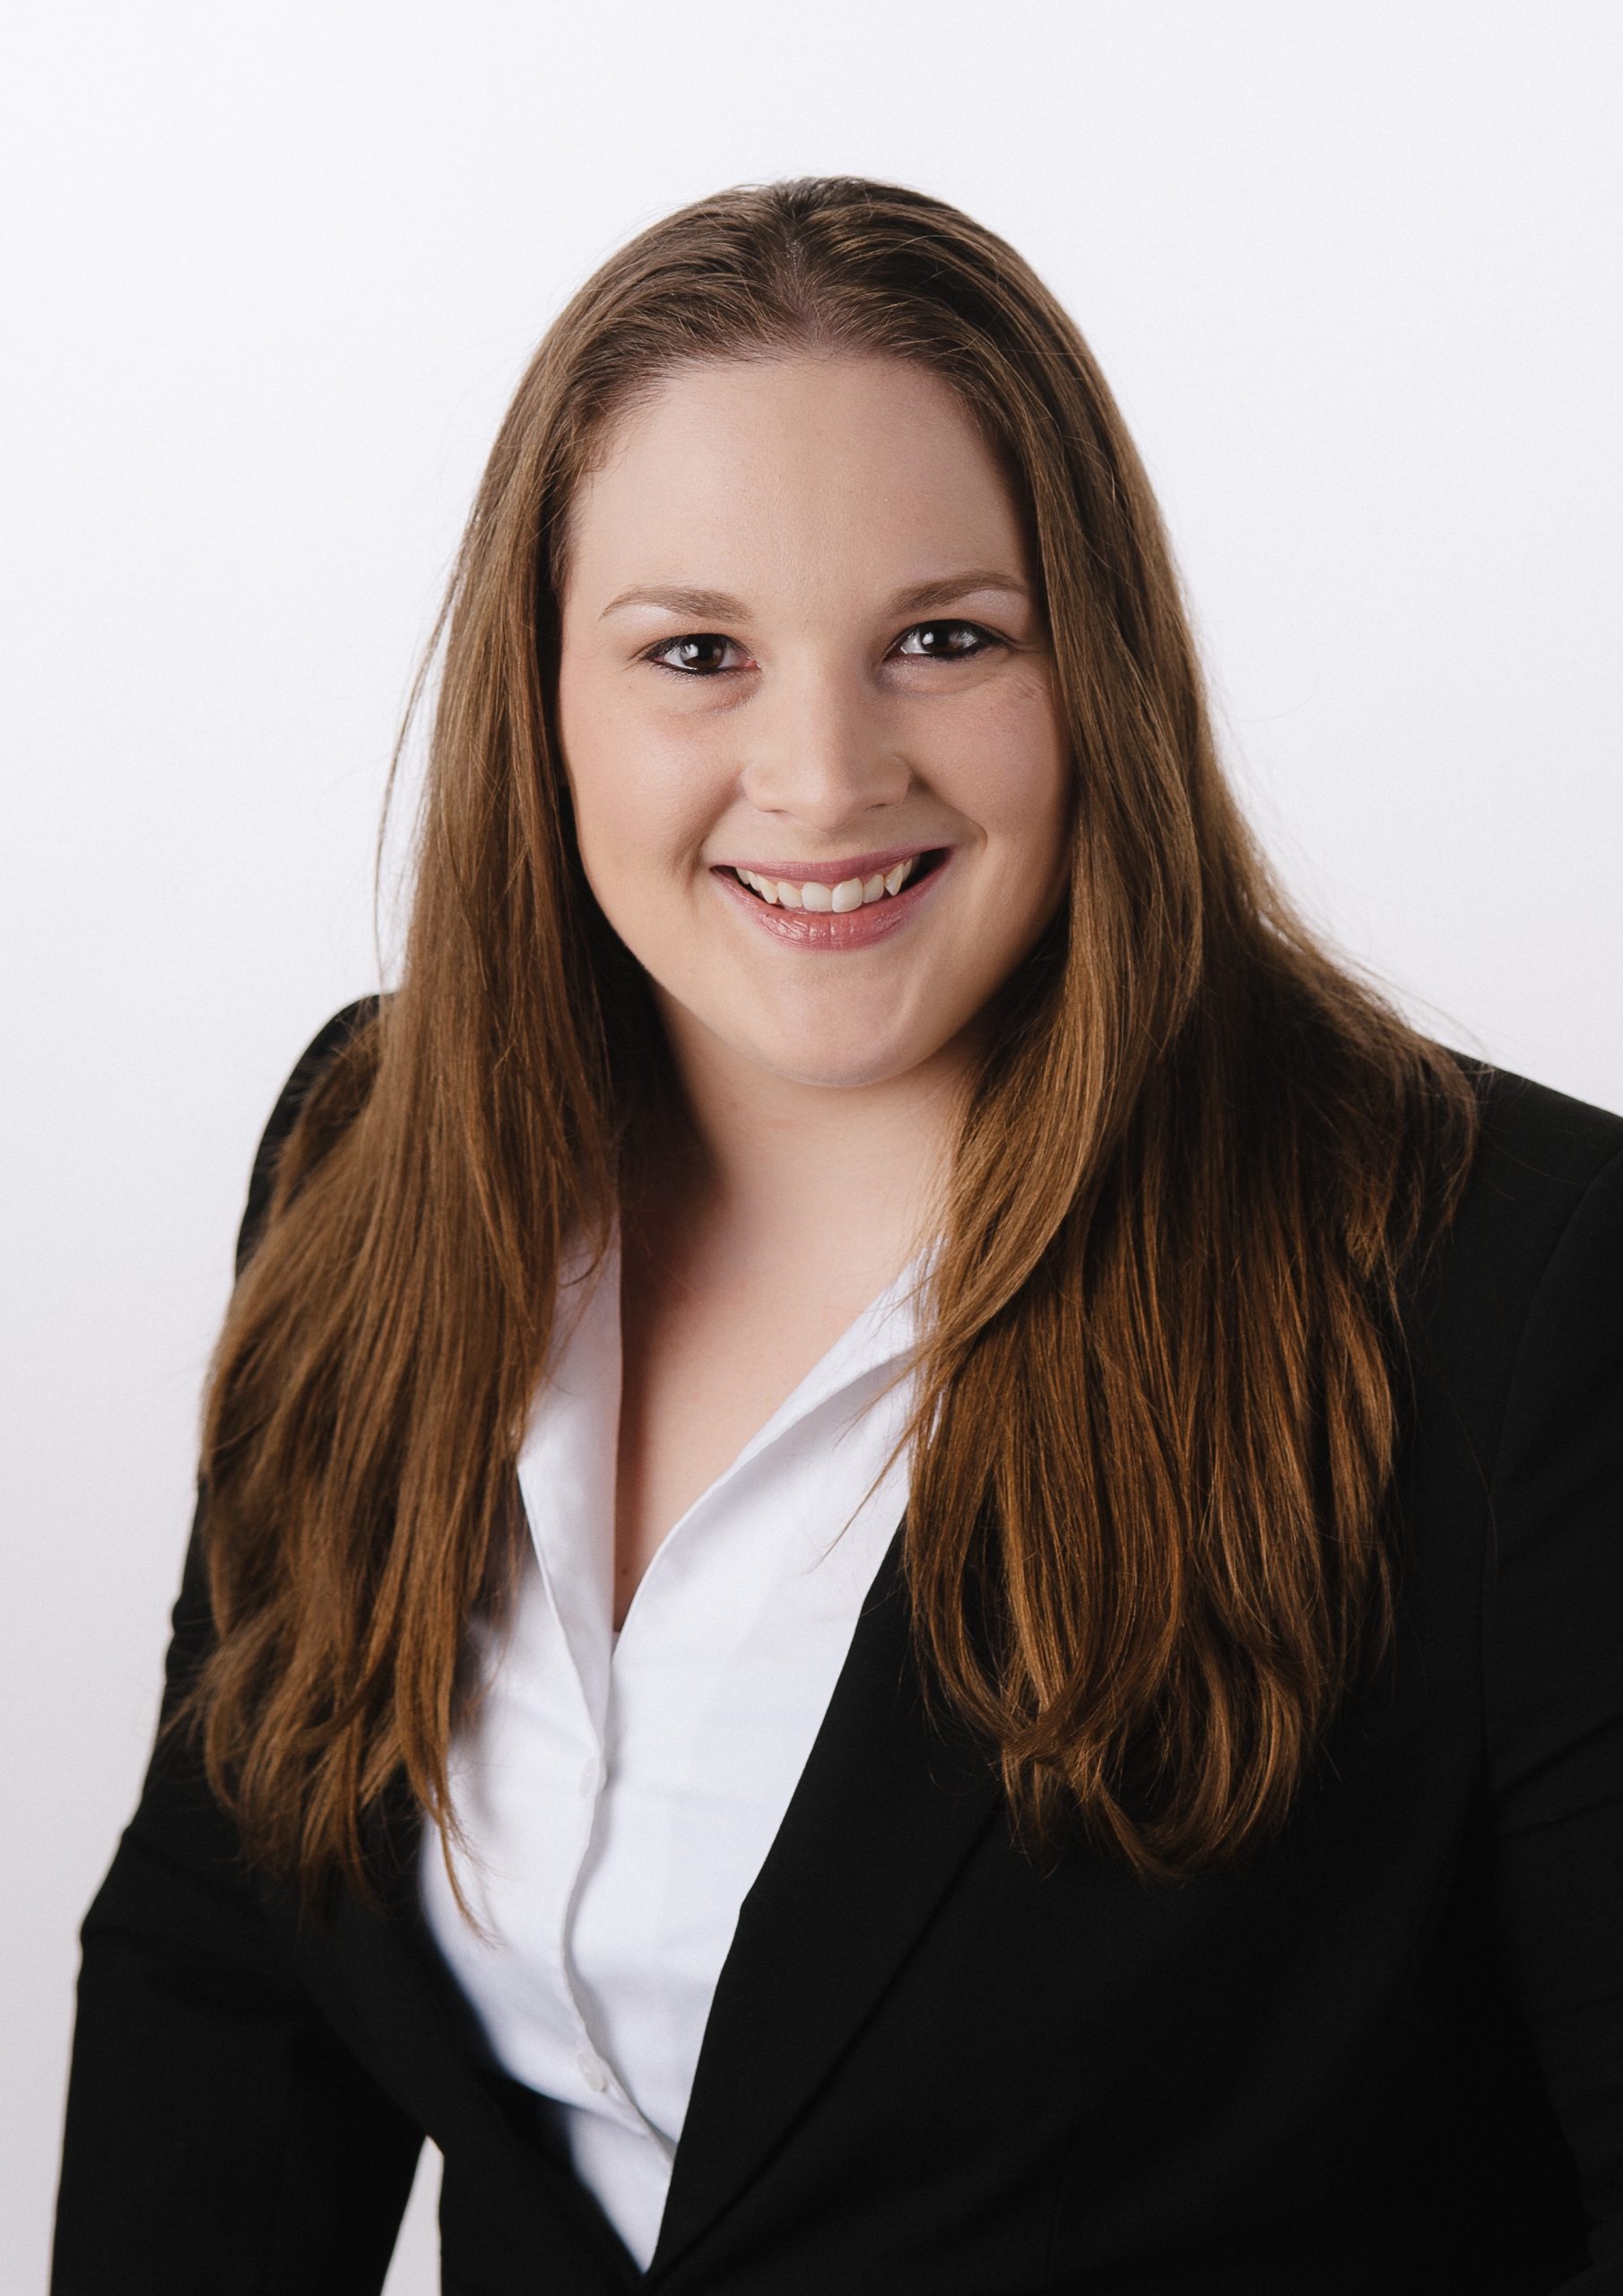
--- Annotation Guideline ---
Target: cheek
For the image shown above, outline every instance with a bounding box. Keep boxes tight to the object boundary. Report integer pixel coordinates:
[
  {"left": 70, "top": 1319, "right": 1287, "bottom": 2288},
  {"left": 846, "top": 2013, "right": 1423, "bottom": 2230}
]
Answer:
[
  {"left": 561, "top": 687, "right": 719, "bottom": 889},
  {"left": 943, "top": 683, "right": 1072, "bottom": 864}
]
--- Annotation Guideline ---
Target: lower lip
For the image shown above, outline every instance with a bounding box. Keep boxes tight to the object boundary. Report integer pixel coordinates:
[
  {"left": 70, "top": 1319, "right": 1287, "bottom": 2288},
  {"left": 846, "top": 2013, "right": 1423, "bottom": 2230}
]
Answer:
[{"left": 710, "top": 852, "right": 952, "bottom": 950}]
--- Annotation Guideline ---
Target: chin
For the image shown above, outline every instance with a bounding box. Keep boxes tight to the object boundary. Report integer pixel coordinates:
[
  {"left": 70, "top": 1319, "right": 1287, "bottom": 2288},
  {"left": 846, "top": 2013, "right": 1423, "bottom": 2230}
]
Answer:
[{"left": 746, "top": 1033, "right": 933, "bottom": 1094}]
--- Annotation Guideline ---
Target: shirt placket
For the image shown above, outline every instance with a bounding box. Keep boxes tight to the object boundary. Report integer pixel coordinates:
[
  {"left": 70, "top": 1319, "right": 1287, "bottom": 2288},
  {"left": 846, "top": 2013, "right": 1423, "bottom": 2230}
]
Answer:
[{"left": 517, "top": 1239, "right": 669, "bottom": 2146}]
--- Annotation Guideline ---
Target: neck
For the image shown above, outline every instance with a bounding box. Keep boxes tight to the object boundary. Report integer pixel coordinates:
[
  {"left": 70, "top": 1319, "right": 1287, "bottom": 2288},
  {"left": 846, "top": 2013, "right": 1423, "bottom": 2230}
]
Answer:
[{"left": 628, "top": 1005, "right": 972, "bottom": 1297}]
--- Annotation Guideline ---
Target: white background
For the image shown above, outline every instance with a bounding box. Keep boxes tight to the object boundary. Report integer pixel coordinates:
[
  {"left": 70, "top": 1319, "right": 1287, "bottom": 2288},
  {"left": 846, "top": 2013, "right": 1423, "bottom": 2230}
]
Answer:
[{"left": 4, "top": 4, "right": 1619, "bottom": 2287}]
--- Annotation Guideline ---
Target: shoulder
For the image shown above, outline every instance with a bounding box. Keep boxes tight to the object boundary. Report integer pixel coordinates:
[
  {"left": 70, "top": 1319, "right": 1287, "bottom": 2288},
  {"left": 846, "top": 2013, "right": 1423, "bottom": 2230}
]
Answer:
[
  {"left": 1451, "top": 1047, "right": 1623, "bottom": 1213},
  {"left": 1403, "top": 1048, "right": 1623, "bottom": 1525},
  {"left": 234, "top": 996, "right": 386, "bottom": 1277},
  {"left": 1419, "top": 1048, "right": 1623, "bottom": 1340}
]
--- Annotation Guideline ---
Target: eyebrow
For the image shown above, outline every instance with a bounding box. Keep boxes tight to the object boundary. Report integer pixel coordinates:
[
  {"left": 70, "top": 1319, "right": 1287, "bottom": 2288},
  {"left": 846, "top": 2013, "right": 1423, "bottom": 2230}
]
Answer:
[{"left": 599, "top": 568, "right": 1031, "bottom": 622}]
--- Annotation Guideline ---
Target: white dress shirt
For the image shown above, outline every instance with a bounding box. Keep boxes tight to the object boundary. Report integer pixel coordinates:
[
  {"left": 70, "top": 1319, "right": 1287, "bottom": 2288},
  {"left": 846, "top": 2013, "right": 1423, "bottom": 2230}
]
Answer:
[{"left": 419, "top": 1227, "right": 929, "bottom": 2269}]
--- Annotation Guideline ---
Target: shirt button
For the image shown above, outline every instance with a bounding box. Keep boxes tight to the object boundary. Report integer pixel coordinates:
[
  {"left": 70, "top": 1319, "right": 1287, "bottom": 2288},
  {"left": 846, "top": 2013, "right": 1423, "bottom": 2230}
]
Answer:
[
  {"left": 577, "top": 2049, "right": 608, "bottom": 2093},
  {"left": 577, "top": 1756, "right": 601, "bottom": 1797}
]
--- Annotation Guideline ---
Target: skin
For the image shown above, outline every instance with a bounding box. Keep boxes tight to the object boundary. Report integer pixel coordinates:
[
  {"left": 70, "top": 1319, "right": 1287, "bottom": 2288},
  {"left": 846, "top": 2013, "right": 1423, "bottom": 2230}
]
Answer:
[{"left": 554, "top": 352, "right": 1073, "bottom": 1624}]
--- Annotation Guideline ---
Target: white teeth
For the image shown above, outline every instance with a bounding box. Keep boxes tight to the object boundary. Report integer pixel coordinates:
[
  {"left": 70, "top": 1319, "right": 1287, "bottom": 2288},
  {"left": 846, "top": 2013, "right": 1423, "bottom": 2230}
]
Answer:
[{"left": 732, "top": 854, "right": 930, "bottom": 909}]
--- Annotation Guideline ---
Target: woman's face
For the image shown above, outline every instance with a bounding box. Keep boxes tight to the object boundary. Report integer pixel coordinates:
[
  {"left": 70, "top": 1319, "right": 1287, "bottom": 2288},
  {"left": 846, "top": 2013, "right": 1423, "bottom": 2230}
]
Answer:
[{"left": 555, "top": 352, "right": 1072, "bottom": 1097}]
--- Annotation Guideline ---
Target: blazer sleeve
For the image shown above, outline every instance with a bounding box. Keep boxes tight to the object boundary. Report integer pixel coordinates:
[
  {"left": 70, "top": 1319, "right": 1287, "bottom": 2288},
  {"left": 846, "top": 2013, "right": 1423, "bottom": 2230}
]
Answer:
[
  {"left": 50, "top": 1001, "right": 422, "bottom": 2296},
  {"left": 1486, "top": 1143, "right": 1623, "bottom": 2292}
]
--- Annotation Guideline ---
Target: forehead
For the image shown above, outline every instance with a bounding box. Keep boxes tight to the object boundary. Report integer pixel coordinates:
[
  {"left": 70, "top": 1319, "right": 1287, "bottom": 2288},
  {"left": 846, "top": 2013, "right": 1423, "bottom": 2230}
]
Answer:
[{"left": 560, "top": 353, "right": 1028, "bottom": 610}]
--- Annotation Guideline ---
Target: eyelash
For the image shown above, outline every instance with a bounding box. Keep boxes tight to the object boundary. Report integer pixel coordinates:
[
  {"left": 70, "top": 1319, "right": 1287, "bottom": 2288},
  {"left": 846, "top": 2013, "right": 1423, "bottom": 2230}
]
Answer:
[{"left": 641, "top": 619, "right": 1007, "bottom": 678}]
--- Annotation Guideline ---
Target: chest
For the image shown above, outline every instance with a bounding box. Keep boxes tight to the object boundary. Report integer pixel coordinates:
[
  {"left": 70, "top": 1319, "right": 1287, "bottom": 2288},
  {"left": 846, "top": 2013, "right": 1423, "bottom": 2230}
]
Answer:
[{"left": 612, "top": 1265, "right": 877, "bottom": 1631}]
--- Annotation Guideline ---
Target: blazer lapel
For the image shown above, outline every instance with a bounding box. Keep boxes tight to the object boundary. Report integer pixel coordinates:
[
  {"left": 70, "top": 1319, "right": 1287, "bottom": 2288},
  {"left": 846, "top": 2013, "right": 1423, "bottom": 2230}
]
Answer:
[
  {"left": 646, "top": 1518, "right": 1006, "bottom": 2280},
  {"left": 281, "top": 1791, "right": 645, "bottom": 2292}
]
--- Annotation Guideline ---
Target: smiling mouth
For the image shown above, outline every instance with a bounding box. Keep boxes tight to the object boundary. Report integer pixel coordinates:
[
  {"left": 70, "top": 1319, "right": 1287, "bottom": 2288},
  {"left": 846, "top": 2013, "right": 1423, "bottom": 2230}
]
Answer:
[{"left": 727, "top": 849, "right": 948, "bottom": 912}]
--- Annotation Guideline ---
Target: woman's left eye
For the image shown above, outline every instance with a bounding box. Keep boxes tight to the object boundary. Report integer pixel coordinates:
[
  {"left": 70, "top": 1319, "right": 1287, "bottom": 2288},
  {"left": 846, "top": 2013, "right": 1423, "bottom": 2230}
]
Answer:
[{"left": 894, "top": 620, "right": 1002, "bottom": 661}]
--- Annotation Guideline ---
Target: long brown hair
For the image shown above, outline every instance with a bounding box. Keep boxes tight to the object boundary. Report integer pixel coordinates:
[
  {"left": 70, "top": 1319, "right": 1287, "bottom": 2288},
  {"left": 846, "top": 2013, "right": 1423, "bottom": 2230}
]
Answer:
[{"left": 187, "top": 176, "right": 1480, "bottom": 1905}]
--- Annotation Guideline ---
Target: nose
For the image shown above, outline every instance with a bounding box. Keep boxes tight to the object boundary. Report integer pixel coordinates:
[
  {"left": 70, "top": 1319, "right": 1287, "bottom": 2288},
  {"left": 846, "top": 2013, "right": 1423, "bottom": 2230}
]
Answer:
[{"left": 735, "top": 659, "right": 912, "bottom": 831}]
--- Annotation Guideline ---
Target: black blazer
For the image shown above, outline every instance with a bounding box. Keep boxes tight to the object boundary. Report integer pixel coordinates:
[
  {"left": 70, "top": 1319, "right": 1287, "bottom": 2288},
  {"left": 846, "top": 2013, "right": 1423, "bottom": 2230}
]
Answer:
[{"left": 52, "top": 1005, "right": 1623, "bottom": 2295}]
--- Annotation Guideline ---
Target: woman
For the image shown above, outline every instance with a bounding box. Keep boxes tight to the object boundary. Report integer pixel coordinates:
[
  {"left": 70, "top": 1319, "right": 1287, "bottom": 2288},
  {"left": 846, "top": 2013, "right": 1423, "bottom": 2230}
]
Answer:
[{"left": 53, "top": 177, "right": 1621, "bottom": 2294}]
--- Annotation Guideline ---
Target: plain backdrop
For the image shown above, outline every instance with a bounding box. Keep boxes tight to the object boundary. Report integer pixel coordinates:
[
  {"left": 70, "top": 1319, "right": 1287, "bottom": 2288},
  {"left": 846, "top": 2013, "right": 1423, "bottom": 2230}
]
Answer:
[{"left": 4, "top": 3, "right": 1619, "bottom": 2286}]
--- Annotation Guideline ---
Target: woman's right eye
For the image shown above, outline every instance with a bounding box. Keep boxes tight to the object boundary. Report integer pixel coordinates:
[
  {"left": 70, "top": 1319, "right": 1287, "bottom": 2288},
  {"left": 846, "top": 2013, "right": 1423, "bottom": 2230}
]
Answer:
[{"left": 644, "top": 633, "right": 744, "bottom": 676}]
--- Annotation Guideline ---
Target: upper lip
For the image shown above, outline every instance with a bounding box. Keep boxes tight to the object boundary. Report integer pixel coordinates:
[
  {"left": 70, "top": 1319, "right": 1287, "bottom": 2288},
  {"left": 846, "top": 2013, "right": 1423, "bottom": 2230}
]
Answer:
[{"left": 714, "top": 842, "right": 945, "bottom": 885}]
